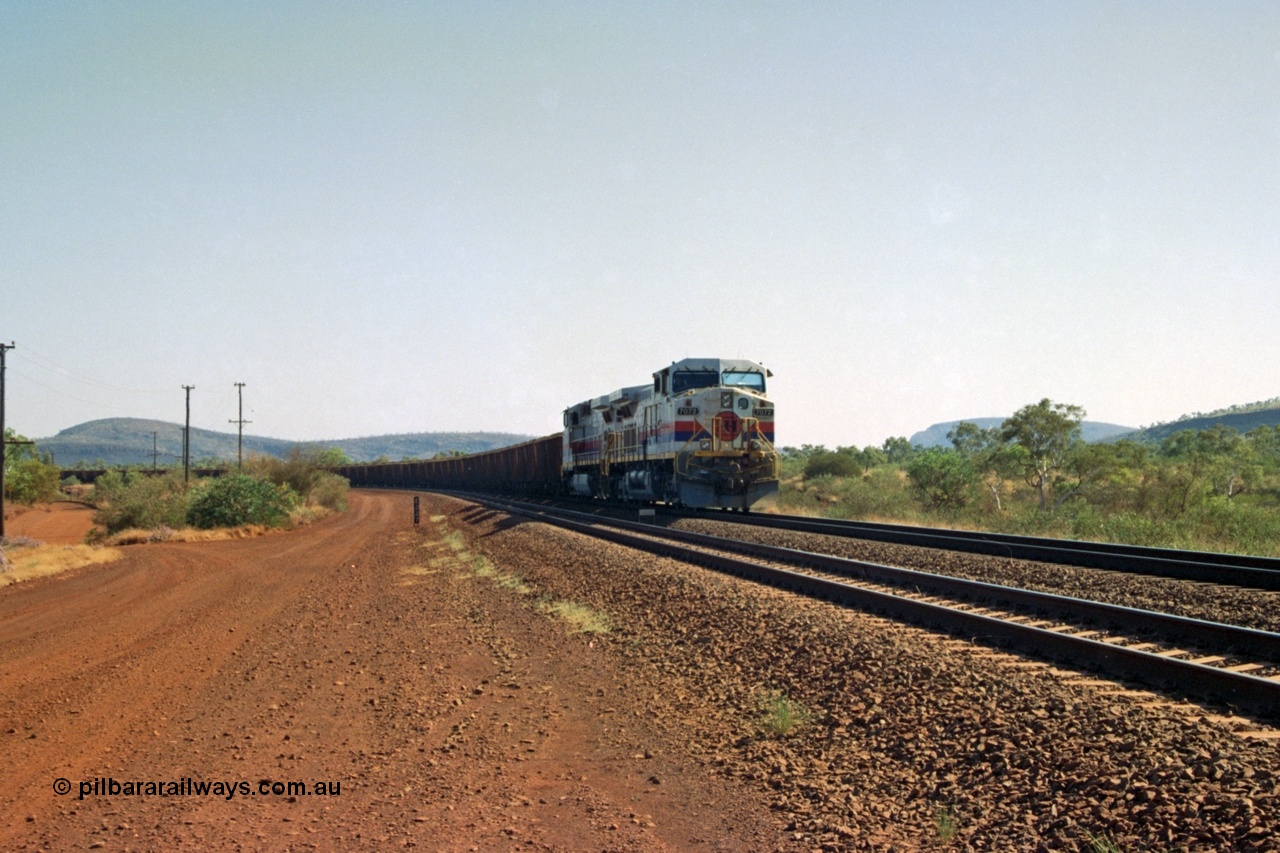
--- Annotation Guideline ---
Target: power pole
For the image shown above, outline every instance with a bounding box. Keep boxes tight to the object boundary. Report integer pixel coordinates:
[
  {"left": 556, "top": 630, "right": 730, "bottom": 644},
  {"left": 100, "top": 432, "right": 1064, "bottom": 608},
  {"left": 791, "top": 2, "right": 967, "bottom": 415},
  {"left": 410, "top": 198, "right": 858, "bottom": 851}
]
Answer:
[
  {"left": 182, "top": 385, "right": 194, "bottom": 484},
  {"left": 0, "top": 342, "right": 12, "bottom": 538},
  {"left": 151, "top": 431, "right": 159, "bottom": 471},
  {"left": 229, "top": 382, "right": 250, "bottom": 469},
  {"left": 0, "top": 342, "right": 32, "bottom": 538}
]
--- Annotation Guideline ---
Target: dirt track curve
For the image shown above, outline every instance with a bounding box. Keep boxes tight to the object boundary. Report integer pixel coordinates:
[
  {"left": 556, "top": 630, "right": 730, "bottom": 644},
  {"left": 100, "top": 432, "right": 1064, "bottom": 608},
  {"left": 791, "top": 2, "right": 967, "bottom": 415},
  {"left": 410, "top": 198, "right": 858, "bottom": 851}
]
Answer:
[
  {"left": 5, "top": 501, "right": 97, "bottom": 546},
  {"left": 1, "top": 491, "right": 788, "bottom": 852}
]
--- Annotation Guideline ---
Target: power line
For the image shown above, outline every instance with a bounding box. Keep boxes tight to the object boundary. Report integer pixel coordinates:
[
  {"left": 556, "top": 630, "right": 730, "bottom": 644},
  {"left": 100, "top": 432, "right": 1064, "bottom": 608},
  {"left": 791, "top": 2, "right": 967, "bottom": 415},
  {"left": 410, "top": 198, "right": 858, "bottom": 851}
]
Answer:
[
  {"left": 14, "top": 347, "right": 171, "bottom": 395},
  {"left": 9, "top": 367, "right": 122, "bottom": 411}
]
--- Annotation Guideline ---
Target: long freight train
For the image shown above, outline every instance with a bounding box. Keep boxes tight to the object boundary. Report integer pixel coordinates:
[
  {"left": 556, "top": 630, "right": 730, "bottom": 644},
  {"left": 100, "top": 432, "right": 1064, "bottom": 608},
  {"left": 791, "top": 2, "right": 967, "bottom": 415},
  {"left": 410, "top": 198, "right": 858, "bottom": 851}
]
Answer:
[{"left": 333, "top": 358, "right": 779, "bottom": 510}]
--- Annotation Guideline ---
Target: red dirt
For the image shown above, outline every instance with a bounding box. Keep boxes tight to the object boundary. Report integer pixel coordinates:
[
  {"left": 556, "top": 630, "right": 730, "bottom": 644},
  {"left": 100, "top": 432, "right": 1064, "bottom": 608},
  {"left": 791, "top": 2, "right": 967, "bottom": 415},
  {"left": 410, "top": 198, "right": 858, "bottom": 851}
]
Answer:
[
  {"left": 5, "top": 501, "right": 97, "bottom": 545},
  {"left": 0, "top": 491, "right": 792, "bottom": 851}
]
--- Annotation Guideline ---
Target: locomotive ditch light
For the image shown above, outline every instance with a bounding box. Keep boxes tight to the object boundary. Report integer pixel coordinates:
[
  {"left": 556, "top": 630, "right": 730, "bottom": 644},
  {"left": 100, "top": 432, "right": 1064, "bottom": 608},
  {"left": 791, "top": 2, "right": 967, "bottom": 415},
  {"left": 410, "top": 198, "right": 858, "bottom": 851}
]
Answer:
[{"left": 700, "top": 439, "right": 712, "bottom": 450}]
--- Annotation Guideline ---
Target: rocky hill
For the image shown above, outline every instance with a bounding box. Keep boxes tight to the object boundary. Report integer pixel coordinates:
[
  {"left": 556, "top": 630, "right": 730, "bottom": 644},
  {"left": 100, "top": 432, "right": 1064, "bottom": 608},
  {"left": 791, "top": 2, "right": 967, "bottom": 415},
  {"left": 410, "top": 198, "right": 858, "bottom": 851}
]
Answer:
[
  {"left": 1122, "top": 403, "right": 1280, "bottom": 444},
  {"left": 909, "top": 418, "right": 1134, "bottom": 449},
  {"left": 36, "top": 418, "right": 535, "bottom": 467}
]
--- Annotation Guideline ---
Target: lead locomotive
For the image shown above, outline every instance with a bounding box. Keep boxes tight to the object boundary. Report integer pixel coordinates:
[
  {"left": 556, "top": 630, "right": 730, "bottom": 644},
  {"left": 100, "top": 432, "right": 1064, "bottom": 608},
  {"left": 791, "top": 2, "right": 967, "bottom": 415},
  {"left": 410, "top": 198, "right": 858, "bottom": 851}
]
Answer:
[{"left": 562, "top": 357, "right": 778, "bottom": 510}]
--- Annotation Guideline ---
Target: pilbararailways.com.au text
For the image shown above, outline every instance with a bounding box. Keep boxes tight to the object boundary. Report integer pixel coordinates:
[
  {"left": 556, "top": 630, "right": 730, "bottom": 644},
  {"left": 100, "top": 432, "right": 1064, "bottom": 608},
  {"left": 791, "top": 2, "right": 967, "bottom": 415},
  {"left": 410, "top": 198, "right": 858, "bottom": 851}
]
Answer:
[{"left": 54, "top": 777, "right": 342, "bottom": 800}]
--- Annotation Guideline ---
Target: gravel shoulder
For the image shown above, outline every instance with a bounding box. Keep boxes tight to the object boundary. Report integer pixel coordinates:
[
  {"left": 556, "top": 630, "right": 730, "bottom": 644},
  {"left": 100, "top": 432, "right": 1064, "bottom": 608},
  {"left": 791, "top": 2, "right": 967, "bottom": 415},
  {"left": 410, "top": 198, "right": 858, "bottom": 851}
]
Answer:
[
  {"left": 0, "top": 491, "right": 793, "bottom": 851},
  {"left": 471, "top": 501, "right": 1280, "bottom": 851}
]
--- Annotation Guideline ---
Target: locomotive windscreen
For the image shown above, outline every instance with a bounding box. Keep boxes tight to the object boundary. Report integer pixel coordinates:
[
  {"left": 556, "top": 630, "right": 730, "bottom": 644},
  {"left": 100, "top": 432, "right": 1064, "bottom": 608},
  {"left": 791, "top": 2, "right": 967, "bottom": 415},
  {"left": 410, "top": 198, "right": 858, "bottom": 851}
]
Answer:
[
  {"left": 672, "top": 370, "right": 719, "bottom": 393},
  {"left": 722, "top": 371, "right": 766, "bottom": 392}
]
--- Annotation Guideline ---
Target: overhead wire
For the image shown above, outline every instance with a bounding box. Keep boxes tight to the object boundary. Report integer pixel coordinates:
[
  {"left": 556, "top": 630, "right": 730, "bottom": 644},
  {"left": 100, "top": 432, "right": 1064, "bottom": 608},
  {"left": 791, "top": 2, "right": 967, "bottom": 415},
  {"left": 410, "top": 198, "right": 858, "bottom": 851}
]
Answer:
[
  {"left": 15, "top": 346, "right": 172, "bottom": 395},
  {"left": 10, "top": 368, "right": 121, "bottom": 412},
  {"left": 14, "top": 347, "right": 248, "bottom": 429}
]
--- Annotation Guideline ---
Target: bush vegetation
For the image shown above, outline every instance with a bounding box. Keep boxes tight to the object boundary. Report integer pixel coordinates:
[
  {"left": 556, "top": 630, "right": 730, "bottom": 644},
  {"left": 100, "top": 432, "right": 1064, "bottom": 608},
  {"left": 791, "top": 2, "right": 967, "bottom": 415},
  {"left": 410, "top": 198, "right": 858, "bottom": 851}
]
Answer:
[
  {"left": 3, "top": 428, "right": 62, "bottom": 505},
  {"left": 186, "top": 474, "right": 297, "bottom": 529},
  {"left": 91, "top": 470, "right": 192, "bottom": 532},
  {"left": 88, "top": 452, "right": 349, "bottom": 536},
  {"left": 779, "top": 401, "right": 1280, "bottom": 557},
  {"left": 245, "top": 447, "right": 350, "bottom": 511}
]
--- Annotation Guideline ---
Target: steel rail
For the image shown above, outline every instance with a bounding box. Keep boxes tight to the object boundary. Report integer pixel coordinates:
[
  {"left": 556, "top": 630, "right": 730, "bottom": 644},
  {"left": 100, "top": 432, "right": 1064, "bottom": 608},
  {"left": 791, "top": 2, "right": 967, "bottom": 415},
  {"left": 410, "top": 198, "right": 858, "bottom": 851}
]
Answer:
[
  {"left": 469, "top": 494, "right": 1280, "bottom": 722},
  {"left": 678, "top": 508, "right": 1280, "bottom": 591}
]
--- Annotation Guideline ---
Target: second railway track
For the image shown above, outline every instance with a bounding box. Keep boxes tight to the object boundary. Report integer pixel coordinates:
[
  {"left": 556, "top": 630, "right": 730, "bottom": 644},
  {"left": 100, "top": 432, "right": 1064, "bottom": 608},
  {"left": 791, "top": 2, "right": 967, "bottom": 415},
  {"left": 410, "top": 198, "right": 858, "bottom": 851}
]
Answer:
[
  {"left": 681, "top": 507, "right": 1280, "bottom": 591},
  {"left": 455, "top": 492, "right": 1280, "bottom": 723}
]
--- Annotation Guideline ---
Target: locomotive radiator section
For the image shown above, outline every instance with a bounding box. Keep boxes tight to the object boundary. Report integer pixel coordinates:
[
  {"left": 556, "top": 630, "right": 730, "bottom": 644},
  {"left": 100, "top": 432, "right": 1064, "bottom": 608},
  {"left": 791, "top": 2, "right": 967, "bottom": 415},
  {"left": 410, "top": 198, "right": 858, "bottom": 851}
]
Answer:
[
  {"left": 562, "top": 358, "right": 780, "bottom": 511},
  {"left": 674, "top": 405, "right": 779, "bottom": 511}
]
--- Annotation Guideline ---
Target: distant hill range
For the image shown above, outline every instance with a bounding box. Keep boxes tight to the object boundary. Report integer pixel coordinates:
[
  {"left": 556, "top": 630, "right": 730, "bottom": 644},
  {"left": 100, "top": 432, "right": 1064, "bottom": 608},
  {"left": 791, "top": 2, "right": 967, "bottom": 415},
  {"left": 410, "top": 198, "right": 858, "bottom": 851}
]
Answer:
[
  {"left": 1122, "top": 400, "right": 1280, "bottom": 443},
  {"left": 910, "top": 419, "right": 1135, "bottom": 449},
  {"left": 911, "top": 398, "right": 1280, "bottom": 449},
  {"left": 36, "top": 418, "right": 535, "bottom": 468}
]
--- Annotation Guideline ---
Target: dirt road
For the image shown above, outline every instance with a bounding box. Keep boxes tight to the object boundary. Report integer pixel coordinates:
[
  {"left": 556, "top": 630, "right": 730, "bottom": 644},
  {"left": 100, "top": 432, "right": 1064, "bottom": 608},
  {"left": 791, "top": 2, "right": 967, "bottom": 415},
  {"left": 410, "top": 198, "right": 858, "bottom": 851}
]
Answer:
[
  {"left": 5, "top": 501, "right": 97, "bottom": 545},
  {"left": 0, "top": 491, "right": 788, "bottom": 851}
]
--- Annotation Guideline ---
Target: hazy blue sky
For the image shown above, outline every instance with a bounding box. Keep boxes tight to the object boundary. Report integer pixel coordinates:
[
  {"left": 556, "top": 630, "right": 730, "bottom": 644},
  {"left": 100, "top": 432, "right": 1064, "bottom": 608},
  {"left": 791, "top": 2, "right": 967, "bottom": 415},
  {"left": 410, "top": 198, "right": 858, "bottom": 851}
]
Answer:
[{"left": 4, "top": 2, "right": 1278, "bottom": 449}]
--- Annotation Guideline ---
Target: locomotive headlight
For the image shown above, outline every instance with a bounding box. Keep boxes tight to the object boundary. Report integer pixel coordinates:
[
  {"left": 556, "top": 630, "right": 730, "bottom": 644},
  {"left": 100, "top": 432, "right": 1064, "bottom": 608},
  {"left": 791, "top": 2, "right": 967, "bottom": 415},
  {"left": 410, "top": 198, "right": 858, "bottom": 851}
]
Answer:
[
  {"left": 700, "top": 439, "right": 711, "bottom": 450},
  {"left": 737, "top": 397, "right": 750, "bottom": 410},
  {"left": 749, "top": 440, "right": 760, "bottom": 450}
]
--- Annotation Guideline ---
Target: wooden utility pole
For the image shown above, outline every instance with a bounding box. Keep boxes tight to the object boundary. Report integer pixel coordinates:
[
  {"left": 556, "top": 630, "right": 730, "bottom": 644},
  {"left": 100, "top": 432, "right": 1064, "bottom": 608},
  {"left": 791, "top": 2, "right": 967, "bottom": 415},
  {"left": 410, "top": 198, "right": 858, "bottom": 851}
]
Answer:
[
  {"left": 151, "top": 431, "right": 159, "bottom": 471},
  {"left": 182, "top": 385, "right": 194, "bottom": 484},
  {"left": 229, "top": 382, "right": 250, "bottom": 469},
  {"left": 0, "top": 342, "right": 32, "bottom": 538},
  {"left": 0, "top": 343, "right": 12, "bottom": 538}
]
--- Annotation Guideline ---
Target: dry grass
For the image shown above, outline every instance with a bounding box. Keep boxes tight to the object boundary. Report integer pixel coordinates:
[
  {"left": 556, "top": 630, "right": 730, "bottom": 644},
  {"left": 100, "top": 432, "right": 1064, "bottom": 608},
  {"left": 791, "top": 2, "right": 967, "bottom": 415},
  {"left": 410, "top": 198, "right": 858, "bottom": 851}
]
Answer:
[
  {"left": 100, "top": 524, "right": 272, "bottom": 546},
  {"left": 93, "top": 506, "right": 334, "bottom": 547},
  {"left": 0, "top": 543, "right": 124, "bottom": 587},
  {"left": 535, "top": 598, "right": 612, "bottom": 634}
]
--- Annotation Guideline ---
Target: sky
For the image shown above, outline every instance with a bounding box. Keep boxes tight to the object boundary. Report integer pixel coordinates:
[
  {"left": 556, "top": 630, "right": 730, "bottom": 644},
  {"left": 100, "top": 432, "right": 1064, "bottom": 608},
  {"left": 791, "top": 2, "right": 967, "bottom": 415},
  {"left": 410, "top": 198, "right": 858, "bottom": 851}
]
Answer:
[{"left": 3, "top": 2, "right": 1278, "bottom": 450}]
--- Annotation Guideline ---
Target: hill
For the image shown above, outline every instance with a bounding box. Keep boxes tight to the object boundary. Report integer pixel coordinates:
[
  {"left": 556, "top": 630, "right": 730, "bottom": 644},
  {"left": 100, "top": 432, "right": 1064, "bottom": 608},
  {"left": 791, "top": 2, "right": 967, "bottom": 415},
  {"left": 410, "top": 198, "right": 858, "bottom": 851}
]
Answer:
[
  {"left": 1123, "top": 401, "right": 1280, "bottom": 444},
  {"left": 35, "top": 418, "right": 535, "bottom": 467},
  {"left": 909, "top": 418, "right": 1135, "bottom": 449}
]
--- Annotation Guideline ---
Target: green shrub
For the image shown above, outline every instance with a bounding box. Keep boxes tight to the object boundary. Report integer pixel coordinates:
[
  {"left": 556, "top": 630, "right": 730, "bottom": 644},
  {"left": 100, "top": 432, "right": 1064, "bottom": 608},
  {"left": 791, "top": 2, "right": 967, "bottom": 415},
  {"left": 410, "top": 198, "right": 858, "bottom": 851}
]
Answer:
[
  {"left": 906, "top": 448, "right": 977, "bottom": 510},
  {"left": 803, "top": 450, "right": 861, "bottom": 480},
  {"left": 4, "top": 456, "right": 62, "bottom": 504},
  {"left": 309, "top": 471, "right": 349, "bottom": 511},
  {"left": 246, "top": 448, "right": 349, "bottom": 509},
  {"left": 186, "top": 474, "right": 297, "bottom": 529},
  {"left": 92, "top": 472, "right": 191, "bottom": 533}
]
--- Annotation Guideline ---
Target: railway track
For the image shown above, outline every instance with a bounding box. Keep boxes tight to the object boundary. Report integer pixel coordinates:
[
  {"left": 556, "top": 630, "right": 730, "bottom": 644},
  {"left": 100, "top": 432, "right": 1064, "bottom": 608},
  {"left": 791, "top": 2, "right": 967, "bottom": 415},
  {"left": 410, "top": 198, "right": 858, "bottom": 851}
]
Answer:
[
  {"left": 457, "top": 493, "right": 1280, "bottom": 722},
  {"left": 677, "top": 507, "right": 1280, "bottom": 591}
]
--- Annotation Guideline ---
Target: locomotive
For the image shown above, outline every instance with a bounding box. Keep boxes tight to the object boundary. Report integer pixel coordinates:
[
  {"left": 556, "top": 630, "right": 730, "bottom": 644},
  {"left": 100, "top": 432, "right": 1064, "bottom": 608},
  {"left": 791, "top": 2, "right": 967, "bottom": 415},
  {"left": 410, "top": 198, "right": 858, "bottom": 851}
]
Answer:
[
  {"left": 562, "top": 357, "right": 778, "bottom": 510},
  {"left": 331, "top": 357, "right": 779, "bottom": 510}
]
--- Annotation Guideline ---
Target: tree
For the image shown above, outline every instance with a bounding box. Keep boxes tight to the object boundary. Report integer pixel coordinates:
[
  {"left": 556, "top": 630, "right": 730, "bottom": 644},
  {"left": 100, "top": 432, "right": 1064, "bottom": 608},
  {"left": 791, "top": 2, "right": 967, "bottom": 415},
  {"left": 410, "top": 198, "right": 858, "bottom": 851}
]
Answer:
[
  {"left": 803, "top": 449, "right": 861, "bottom": 479},
  {"left": 1159, "top": 425, "right": 1259, "bottom": 508},
  {"left": 906, "top": 448, "right": 977, "bottom": 510},
  {"left": 948, "top": 421, "right": 1018, "bottom": 511},
  {"left": 881, "top": 436, "right": 915, "bottom": 464},
  {"left": 6, "top": 455, "right": 61, "bottom": 504},
  {"left": 310, "top": 446, "right": 352, "bottom": 467},
  {"left": 999, "top": 399, "right": 1085, "bottom": 510},
  {"left": 3, "top": 430, "right": 60, "bottom": 504},
  {"left": 1065, "top": 439, "right": 1153, "bottom": 512}
]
